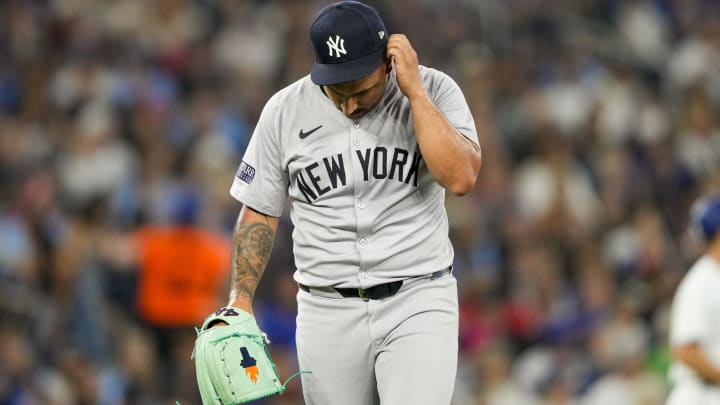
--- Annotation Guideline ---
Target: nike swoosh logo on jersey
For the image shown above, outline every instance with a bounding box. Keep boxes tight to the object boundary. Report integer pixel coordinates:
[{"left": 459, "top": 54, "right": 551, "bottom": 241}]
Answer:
[{"left": 299, "top": 125, "right": 323, "bottom": 139}]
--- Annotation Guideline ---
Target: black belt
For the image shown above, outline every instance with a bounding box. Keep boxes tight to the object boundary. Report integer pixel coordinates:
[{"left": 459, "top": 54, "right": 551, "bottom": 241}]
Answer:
[
  {"left": 298, "top": 280, "right": 402, "bottom": 299},
  {"left": 298, "top": 267, "right": 451, "bottom": 300}
]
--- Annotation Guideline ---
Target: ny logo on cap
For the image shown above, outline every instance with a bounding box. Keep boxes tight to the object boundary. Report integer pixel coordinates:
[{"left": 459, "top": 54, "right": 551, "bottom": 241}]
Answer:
[{"left": 327, "top": 35, "right": 347, "bottom": 58}]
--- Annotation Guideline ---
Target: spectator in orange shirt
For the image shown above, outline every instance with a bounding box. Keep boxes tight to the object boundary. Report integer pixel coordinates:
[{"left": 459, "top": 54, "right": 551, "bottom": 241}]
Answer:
[{"left": 132, "top": 186, "right": 229, "bottom": 396}]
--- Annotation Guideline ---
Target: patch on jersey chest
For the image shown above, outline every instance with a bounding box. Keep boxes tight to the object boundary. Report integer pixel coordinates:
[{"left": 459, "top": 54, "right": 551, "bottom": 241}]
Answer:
[{"left": 236, "top": 161, "right": 256, "bottom": 184}]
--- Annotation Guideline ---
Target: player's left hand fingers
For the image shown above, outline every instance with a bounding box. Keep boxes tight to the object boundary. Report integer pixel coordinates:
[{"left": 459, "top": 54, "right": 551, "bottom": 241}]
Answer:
[
  {"left": 387, "top": 34, "right": 417, "bottom": 63},
  {"left": 387, "top": 34, "right": 423, "bottom": 97},
  {"left": 387, "top": 34, "right": 418, "bottom": 72}
]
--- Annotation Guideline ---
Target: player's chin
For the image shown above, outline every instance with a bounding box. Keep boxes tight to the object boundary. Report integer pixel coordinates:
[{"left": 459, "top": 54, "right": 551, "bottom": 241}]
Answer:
[{"left": 347, "top": 110, "right": 367, "bottom": 119}]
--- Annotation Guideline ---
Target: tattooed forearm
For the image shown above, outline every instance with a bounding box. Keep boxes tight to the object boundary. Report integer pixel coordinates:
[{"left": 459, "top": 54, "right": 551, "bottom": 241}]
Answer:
[{"left": 230, "top": 220, "right": 275, "bottom": 303}]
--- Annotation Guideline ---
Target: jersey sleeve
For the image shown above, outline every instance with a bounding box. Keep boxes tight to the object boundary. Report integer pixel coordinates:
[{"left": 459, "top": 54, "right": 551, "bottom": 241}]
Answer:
[
  {"left": 425, "top": 68, "right": 479, "bottom": 147},
  {"left": 669, "top": 270, "right": 711, "bottom": 346},
  {"left": 229, "top": 96, "right": 288, "bottom": 217}
]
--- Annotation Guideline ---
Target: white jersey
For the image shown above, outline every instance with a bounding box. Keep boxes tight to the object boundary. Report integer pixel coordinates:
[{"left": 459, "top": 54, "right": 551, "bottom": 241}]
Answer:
[
  {"left": 229, "top": 66, "right": 478, "bottom": 288},
  {"left": 668, "top": 255, "right": 720, "bottom": 387}
]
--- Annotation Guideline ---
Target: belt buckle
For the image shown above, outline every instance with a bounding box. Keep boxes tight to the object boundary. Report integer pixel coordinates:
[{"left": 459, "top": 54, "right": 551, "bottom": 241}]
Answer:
[{"left": 357, "top": 288, "right": 368, "bottom": 301}]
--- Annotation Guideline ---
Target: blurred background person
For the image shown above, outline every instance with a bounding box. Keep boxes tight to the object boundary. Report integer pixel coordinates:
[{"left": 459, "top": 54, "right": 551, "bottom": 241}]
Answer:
[
  {"left": 666, "top": 194, "right": 720, "bottom": 405},
  {"left": 131, "top": 185, "right": 230, "bottom": 397}
]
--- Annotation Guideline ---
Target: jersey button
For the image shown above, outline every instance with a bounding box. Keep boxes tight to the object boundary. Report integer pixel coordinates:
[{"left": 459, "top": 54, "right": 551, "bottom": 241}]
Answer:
[
  {"left": 353, "top": 121, "right": 360, "bottom": 129},
  {"left": 358, "top": 201, "right": 365, "bottom": 209},
  {"left": 360, "top": 272, "right": 368, "bottom": 278},
  {"left": 353, "top": 139, "right": 360, "bottom": 146},
  {"left": 359, "top": 238, "right": 367, "bottom": 246}
]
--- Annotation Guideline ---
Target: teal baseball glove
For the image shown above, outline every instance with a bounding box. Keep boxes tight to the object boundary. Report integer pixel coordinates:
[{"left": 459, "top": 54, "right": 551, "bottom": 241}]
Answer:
[{"left": 192, "top": 307, "right": 305, "bottom": 404}]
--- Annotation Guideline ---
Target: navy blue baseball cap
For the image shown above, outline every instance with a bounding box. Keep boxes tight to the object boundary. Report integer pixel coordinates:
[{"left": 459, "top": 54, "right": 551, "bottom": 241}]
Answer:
[
  {"left": 691, "top": 194, "right": 720, "bottom": 242},
  {"left": 310, "top": 1, "right": 388, "bottom": 85}
]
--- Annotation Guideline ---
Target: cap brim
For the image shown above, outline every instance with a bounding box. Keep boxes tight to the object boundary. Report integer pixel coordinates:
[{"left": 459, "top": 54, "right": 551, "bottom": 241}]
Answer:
[{"left": 311, "top": 49, "right": 385, "bottom": 85}]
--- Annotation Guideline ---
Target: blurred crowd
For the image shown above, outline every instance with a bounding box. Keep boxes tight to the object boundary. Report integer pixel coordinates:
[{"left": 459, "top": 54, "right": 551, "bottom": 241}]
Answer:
[{"left": 1, "top": 0, "right": 720, "bottom": 404}]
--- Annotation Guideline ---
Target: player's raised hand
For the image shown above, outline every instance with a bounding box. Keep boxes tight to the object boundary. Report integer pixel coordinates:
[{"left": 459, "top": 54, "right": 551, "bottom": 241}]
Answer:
[{"left": 386, "top": 34, "right": 425, "bottom": 100}]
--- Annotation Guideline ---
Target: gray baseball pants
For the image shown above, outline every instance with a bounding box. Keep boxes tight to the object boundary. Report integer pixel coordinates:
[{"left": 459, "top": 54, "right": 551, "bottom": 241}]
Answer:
[{"left": 296, "top": 272, "right": 458, "bottom": 405}]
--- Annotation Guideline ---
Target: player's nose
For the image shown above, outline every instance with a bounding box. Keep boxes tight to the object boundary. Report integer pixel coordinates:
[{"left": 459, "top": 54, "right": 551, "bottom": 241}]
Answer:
[{"left": 341, "top": 97, "right": 359, "bottom": 116}]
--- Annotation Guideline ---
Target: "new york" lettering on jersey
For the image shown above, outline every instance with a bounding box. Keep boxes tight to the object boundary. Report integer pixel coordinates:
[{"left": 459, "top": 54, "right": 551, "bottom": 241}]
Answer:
[{"left": 296, "top": 146, "right": 422, "bottom": 203}]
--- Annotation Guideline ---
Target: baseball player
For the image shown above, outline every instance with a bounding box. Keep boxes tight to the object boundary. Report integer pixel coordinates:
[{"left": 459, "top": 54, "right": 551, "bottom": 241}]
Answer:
[
  {"left": 667, "top": 194, "right": 720, "bottom": 405},
  {"left": 204, "top": 1, "right": 482, "bottom": 404}
]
